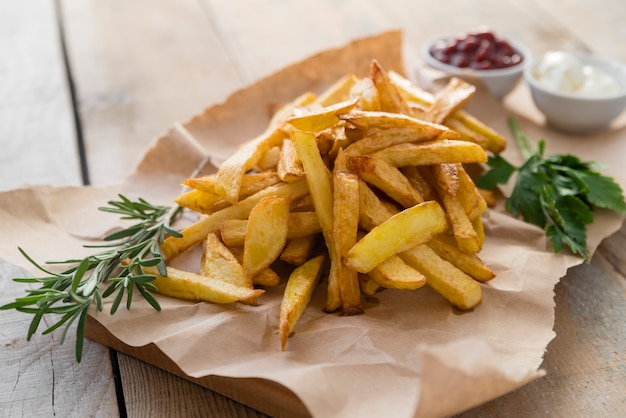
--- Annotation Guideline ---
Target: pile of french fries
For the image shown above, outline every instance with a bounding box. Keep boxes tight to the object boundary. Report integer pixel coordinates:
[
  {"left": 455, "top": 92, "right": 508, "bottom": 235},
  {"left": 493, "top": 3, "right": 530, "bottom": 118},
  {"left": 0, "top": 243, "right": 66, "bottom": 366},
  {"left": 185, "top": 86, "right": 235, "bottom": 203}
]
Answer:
[{"left": 155, "top": 60, "right": 506, "bottom": 350}]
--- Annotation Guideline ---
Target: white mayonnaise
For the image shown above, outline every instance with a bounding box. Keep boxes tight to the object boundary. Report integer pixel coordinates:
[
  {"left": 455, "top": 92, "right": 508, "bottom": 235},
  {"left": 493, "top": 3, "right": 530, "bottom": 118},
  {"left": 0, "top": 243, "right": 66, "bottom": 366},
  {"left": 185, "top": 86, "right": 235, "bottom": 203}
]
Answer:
[{"left": 531, "top": 51, "right": 622, "bottom": 97}]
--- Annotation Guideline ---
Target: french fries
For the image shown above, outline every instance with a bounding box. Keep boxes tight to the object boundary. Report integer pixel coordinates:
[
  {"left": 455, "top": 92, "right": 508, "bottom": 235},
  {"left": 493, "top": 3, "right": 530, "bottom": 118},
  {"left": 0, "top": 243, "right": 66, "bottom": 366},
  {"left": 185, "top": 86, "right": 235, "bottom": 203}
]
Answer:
[{"left": 157, "top": 59, "right": 505, "bottom": 349}]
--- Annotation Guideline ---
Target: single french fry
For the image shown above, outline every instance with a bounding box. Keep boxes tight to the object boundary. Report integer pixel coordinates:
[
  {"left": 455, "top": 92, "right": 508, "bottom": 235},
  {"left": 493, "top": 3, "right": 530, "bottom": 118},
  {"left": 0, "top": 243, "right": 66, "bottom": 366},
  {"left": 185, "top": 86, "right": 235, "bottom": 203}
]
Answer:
[
  {"left": 144, "top": 265, "right": 264, "bottom": 305},
  {"left": 349, "top": 76, "right": 381, "bottom": 111},
  {"left": 256, "top": 146, "right": 281, "bottom": 171},
  {"left": 426, "top": 77, "right": 476, "bottom": 124},
  {"left": 428, "top": 233, "right": 494, "bottom": 282},
  {"left": 358, "top": 274, "right": 380, "bottom": 296},
  {"left": 345, "top": 201, "right": 448, "bottom": 274},
  {"left": 291, "top": 130, "right": 341, "bottom": 312},
  {"left": 277, "top": 139, "right": 304, "bottom": 182},
  {"left": 433, "top": 164, "right": 481, "bottom": 254},
  {"left": 162, "top": 180, "right": 309, "bottom": 261},
  {"left": 174, "top": 189, "right": 225, "bottom": 214},
  {"left": 347, "top": 154, "right": 424, "bottom": 208},
  {"left": 457, "top": 164, "right": 488, "bottom": 220},
  {"left": 333, "top": 171, "right": 362, "bottom": 315},
  {"left": 400, "top": 166, "right": 438, "bottom": 202},
  {"left": 279, "top": 254, "right": 325, "bottom": 351},
  {"left": 344, "top": 125, "right": 446, "bottom": 156},
  {"left": 200, "top": 233, "right": 252, "bottom": 289},
  {"left": 252, "top": 267, "right": 282, "bottom": 287},
  {"left": 315, "top": 74, "right": 358, "bottom": 107},
  {"left": 287, "top": 97, "right": 358, "bottom": 132},
  {"left": 370, "top": 59, "right": 412, "bottom": 115},
  {"left": 357, "top": 179, "right": 399, "bottom": 231},
  {"left": 400, "top": 244, "right": 482, "bottom": 310},
  {"left": 368, "top": 255, "right": 426, "bottom": 290},
  {"left": 280, "top": 235, "right": 318, "bottom": 266},
  {"left": 243, "top": 195, "right": 291, "bottom": 278},
  {"left": 372, "top": 139, "right": 487, "bottom": 167}
]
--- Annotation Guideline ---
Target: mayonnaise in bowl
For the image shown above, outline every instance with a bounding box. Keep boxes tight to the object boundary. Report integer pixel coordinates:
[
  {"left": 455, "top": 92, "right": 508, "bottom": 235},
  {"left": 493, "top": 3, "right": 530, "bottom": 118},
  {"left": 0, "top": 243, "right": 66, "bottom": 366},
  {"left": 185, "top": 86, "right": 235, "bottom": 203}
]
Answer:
[{"left": 530, "top": 51, "right": 624, "bottom": 98}]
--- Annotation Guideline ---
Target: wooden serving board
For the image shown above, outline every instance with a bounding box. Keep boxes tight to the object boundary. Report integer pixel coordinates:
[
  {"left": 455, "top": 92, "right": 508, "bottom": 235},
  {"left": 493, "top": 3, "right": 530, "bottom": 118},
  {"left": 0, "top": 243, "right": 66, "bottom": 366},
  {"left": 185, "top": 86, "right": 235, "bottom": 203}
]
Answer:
[{"left": 85, "top": 316, "right": 311, "bottom": 418}]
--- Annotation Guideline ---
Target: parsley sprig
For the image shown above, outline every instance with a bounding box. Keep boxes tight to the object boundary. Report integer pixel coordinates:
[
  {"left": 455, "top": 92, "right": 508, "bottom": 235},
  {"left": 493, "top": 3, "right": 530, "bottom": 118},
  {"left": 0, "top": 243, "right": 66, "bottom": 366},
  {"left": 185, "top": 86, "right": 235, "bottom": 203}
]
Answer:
[
  {"left": 477, "top": 118, "right": 626, "bottom": 261},
  {"left": 0, "top": 195, "right": 182, "bottom": 362}
]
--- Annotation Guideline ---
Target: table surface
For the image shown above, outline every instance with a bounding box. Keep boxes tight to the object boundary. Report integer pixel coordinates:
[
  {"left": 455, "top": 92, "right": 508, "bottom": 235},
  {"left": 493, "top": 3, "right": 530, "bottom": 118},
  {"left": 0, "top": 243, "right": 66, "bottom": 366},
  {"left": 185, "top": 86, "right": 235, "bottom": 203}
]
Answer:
[{"left": 1, "top": 1, "right": 625, "bottom": 417}]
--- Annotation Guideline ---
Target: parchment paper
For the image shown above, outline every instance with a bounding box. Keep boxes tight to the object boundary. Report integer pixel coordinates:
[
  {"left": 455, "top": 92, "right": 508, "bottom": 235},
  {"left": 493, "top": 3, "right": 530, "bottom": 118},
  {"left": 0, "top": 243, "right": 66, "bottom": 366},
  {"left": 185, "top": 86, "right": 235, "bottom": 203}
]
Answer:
[{"left": 1, "top": 31, "right": 625, "bottom": 418}]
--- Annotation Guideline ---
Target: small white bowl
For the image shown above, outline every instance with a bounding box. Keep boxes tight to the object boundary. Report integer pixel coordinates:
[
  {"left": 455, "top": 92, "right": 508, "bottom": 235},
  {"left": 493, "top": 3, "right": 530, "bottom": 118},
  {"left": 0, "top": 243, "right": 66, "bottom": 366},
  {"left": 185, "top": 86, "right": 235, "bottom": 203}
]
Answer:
[
  {"left": 421, "top": 35, "right": 531, "bottom": 99},
  {"left": 524, "top": 52, "right": 626, "bottom": 134}
]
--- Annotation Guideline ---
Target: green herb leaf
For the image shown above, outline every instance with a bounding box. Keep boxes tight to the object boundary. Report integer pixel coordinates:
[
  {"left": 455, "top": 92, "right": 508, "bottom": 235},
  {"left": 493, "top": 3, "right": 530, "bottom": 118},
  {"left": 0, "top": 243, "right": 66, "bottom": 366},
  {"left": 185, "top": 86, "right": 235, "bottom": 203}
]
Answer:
[{"left": 477, "top": 117, "right": 626, "bottom": 262}]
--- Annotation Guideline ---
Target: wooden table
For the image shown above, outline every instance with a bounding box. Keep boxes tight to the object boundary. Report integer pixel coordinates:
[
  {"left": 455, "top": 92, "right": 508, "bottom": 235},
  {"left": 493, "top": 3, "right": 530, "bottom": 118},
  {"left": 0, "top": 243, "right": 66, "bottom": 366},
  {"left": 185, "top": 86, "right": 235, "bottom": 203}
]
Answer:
[{"left": 2, "top": 1, "right": 625, "bottom": 416}]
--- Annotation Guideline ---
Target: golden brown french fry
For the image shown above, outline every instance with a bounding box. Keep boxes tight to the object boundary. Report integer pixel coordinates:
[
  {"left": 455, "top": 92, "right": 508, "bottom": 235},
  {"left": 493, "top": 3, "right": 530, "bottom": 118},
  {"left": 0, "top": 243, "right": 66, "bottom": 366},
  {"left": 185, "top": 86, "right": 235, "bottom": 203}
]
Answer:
[
  {"left": 340, "top": 109, "right": 452, "bottom": 133},
  {"left": 457, "top": 164, "right": 487, "bottom": 220},
  {"left": 399, "top": 244, "right": 482, "bottom": 310},
  {"left": 279, "top": 254, "right": 325, "bottom": 351},
  {"left": 368, "top": 255, "right": 426, "bottom": 290},
  {"left": 428, "top": 233, "right": 494, "bottom": 282},
  {"left": 400, "top": 166, "right": 438, "bottom": 202},
  {"left": 277, "top": 138, "right": 304, "bottom": 182},
  {"left": 426, "top": 77, "right": 476, "bottom": 124},
  {"left": 345, "top": 201, "right": 448, "bottom": 273},
  {"left": 174, "top": 189, "right": 226, "bottom": 214},
  {"left": 370, "top": 59, "right": 412, "bottom": 115},
  {"left": 315, "top": 74, "right": 358, "bottom": 107},
  {"left": 220, "top": 212, "right": 321, "bottom": 247},
  {"left": 349, "top": 76, "right": 380, "bottom": 111},
  {"left": 252, "top": 267, "right": 281, "bottom": 287},
  {"left": 184, "top": 172, "right": 281, "bottom": 197},
  {"left": 256, "top": 146, "right": 281, "bottom": 171},
  {"left": 287, "top": 97, "right": 358, "bottom": 132},
  {"left": 347, "top": 154, "right": 424, "bottom": 208},
  {"left": 333, "top": 171, "right": 362, "bottom": 315},
  {"left": 200, "top": 233, "right": 252, "bottom": 289},
  {"left": 433, "top": 164, "right": 481, "bottom": 254},
  {"left": 280, "top": 235, "right": 318, "bottom": 266},
  {"left": 358, "top": 274, "right": 380, "bottom": 296},
  {"left": 344, "top": 126, "right": 445, "bottom": 156},
  {"left": 291, "top": 130, "right": 340, "bottom": 312},
  {"left": 372, "top": 139, "right": 488, "bottom": 167},
  {"left": 243, "top": 195, "right": 291, "bottom": 278},
  {"left": 144, "top": 265, "right": 264, "bottom": 305},
  {"left": 162, "top": 180, "right": 309, "bottom": 261},
  {"left": 357, "top": 179, "right": 399, "bottom": 231}
]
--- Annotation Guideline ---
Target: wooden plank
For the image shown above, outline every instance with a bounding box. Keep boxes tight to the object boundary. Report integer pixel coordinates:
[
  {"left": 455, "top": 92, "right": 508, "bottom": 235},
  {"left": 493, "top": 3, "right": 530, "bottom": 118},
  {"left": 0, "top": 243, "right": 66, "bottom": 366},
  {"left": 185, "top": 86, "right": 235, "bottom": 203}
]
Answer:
[
  {"left": 0, "top": 0, "right": 82, "bottom": 192},
  {"left": 59, "top": 0, "right": 247, "bottom": 187},
  {"left": 0, "top": 261, "right": 119, "bottom": 417},
  {"left": 85, "top": 316, "right": 306, "bottom": 418}
]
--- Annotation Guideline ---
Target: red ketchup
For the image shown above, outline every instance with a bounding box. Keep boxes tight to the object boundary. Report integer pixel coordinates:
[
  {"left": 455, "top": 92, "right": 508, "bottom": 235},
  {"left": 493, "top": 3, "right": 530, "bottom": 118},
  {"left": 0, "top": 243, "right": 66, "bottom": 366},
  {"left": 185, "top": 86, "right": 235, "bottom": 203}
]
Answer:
[{"left": 429, "top": 28, "right": 523, "bottom": 70}]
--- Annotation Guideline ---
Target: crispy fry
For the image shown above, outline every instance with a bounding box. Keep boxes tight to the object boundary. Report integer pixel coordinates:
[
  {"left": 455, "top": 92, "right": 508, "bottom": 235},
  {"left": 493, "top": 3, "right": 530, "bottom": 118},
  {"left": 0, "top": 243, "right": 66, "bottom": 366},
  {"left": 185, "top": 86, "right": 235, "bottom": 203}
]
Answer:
[
  {"left": 243, "top": 195, "right": 291, "bottom": 278},
  {"left": 347, "top": 154, "right": 424, "bottom": 208},
  {"left": 280, "top": 235, "right": 318, "bottom": 265},
  {"left": 279, "top": 254, "right": 325, "bottom": 351},
  {"left": 277, "top": 138, "right": 305, "bottom": 182},
  {"left": 144, "top": 265, "right": 264, "bottom": 305},
  {"left": 333, "top": 171, "right": 362, "bottom": 315},
  {"left": 287, "top": 97, "right": 358, "bottom": 132},
  {"left": 370, "top": 59, "right": 412, "bottom": 115},
  {"left": 426, "top": 77, "right": 476, "bottom": 124},
  {"left": 201, "top": 233, "right": 251, "bottom": 289},
  {"left": 368, "top": 255, "right": 426, "bottom": 290},
  {"left": 428, "top": 233, "right": 494, "bottom": 282},
  {"left": 400, "top": 244, "right": 482, "bottom": 310},
  {"left": 372, "top": 139, "right": 487, "bottom": 167},
  {"left": 345, "top": 201, "right": 448, "bottom": 273}
]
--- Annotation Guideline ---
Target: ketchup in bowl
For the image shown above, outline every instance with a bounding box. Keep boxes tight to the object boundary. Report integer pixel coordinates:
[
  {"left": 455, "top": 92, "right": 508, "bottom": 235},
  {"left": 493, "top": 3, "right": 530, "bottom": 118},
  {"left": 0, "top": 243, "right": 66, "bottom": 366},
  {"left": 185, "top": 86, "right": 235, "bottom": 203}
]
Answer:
[{"left": 429, "top": 28, "right": 524, "bottom": 70}]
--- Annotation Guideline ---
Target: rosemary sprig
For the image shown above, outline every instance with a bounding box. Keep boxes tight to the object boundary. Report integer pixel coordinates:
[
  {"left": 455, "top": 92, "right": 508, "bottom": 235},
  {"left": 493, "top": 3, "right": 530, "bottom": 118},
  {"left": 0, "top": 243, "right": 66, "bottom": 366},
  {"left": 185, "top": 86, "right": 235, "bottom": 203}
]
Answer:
[{"left": 0, "top": 195, "right": 182, "bottom": 362}]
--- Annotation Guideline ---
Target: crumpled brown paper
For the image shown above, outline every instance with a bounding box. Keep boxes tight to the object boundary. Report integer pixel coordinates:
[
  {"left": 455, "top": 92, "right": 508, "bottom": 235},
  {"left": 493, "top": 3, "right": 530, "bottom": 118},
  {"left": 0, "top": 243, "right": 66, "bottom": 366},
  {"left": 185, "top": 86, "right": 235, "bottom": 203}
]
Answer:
[{"left": 1, "top": 31, "right": 625, "bottom": 418}]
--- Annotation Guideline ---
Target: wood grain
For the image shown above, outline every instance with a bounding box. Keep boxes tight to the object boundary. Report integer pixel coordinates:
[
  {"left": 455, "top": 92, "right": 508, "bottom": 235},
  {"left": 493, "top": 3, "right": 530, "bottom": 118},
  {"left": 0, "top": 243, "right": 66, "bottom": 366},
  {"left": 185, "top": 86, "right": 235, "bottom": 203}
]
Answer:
[{"left": 0, "top": 0, "right": 81, "bottom": 191}]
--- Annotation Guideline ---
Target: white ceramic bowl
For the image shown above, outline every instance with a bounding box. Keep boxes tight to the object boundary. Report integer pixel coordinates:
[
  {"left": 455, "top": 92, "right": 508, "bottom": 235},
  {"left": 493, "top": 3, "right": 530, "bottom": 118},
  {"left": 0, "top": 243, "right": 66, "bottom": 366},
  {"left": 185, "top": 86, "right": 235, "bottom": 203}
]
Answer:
[
  {"left": 524, "top": 52, "right": 626, "bottom": 134},
  {"left": 421, "top": 35, "right": 531, "bottom": 99}
]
